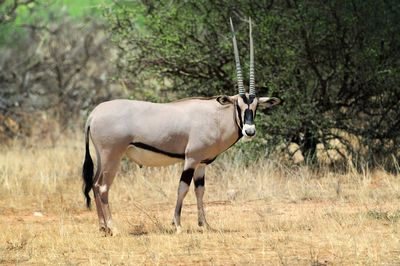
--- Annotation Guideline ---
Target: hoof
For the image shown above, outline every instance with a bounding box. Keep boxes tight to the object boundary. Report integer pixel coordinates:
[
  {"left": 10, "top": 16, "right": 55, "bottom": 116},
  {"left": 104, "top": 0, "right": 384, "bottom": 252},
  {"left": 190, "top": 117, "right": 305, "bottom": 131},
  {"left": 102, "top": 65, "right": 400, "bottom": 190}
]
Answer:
[
  {"left": 198, "top": 220, "right": 210, "bottom": 228},
  {"left": 99, "top": 226, "right": 118, "bottom": 236},
  {"left": 198, "top": 221, "right": 214, "bottom": 232},
  {"left": 100, "top": 226, "right": 112, "bottom": 236},
  {"left": 175, "top": 226, "right": 183, "bottom": 234}
]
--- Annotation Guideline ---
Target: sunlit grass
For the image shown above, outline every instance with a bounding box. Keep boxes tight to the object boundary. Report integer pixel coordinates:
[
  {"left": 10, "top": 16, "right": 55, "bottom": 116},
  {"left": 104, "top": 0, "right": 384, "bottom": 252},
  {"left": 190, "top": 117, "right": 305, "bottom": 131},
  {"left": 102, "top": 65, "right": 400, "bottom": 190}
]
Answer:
[{"left": 1, "top": 135, "right": 400, "bottom": 264}]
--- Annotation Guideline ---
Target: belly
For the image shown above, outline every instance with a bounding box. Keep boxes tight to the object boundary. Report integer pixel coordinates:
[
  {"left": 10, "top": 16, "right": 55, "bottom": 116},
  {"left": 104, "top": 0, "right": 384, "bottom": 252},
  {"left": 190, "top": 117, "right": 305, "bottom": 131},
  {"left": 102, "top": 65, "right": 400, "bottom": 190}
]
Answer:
[{"left": 126, "top": 146, "right": 184, "bottom": 167}]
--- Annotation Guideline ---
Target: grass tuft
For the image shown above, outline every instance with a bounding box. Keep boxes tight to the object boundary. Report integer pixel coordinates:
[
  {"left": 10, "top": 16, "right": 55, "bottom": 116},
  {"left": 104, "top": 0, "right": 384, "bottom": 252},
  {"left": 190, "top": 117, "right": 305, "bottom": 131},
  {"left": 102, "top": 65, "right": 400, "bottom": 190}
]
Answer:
[{"left": 1, "top": 135, "right": 400, "bottom": 264}]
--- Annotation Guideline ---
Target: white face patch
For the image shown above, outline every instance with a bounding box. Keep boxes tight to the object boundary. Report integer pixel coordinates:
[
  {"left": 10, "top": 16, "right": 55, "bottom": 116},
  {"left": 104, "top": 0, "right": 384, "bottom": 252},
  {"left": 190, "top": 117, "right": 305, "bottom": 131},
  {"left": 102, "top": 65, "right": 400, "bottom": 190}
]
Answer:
[{"left": 242, "top": 124, "right": 256, "bottom": 140}]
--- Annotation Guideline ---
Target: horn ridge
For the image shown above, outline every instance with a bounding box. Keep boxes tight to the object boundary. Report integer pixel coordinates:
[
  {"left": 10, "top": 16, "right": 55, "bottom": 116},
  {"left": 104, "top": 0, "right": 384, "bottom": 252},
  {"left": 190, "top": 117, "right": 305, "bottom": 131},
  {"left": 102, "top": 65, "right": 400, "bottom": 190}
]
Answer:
[
  {"left": 230, "top": 17, "right": 245, "bottom": 96},
  {"left": 249, "top": 17, "right": 256, "bottom": 96}
]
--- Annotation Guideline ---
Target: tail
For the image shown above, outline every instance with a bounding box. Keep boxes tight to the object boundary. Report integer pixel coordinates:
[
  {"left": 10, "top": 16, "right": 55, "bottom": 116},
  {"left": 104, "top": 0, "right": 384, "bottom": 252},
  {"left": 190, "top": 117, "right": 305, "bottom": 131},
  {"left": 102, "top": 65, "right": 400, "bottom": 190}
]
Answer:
[{"left": 82, "top": 123, "right": 94, "bottom": 209}]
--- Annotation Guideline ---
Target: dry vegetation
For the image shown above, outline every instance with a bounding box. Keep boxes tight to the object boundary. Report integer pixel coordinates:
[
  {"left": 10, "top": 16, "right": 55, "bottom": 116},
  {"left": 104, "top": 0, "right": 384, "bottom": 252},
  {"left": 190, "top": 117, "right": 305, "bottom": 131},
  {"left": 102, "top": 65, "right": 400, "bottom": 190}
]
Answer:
[{"left": 1, "top": 134, "right": 400, "bottom": 265}]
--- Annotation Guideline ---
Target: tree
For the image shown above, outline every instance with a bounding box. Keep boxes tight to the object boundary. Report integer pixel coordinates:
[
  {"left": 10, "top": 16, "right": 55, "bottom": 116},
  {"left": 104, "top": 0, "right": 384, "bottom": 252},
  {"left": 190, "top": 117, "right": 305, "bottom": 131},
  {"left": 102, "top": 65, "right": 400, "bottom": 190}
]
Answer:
[
  {"left": 0, "top": 1, "right": 119, "bottom": 142},
  {"left": 110, "top": 1, "right": 400, "bottom": 168}
]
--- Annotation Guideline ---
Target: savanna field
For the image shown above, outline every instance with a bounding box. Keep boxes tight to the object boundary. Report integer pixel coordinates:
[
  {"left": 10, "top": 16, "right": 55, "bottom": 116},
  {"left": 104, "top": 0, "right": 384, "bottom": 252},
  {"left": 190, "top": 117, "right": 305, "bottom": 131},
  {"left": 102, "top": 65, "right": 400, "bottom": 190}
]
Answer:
[
  {"left": 0, "top": 134, "right": 399, "bottom": 265},
  {"left": 2, "top": 0, "right": 400, "bottom": 265}
]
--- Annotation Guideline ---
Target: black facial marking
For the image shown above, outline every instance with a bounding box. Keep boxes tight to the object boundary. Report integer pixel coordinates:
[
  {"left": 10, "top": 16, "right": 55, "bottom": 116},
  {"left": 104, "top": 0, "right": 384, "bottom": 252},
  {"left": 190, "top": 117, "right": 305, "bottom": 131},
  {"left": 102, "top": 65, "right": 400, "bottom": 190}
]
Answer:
[
  {"left": 130, "top": 142, "right": 185, "bottom": 159},
  {"left": 194, "top": 176, "right": 205, "bottom": 188},
  {"left": 236, "top": 104, "right": 243, "bottom": 128},
  {"left": 240, "top": 94, "right": 255, "bottom": 104},
  {"left": 240, "top": 94, "right": 248, "bottom": 104},
  {"left": 180, "top": 168, "right": 194, "bottom": 185},
  {"left": 244, "top": 109, "right": 254, "bottom": 125},
  {"left": 248, "top": 95, "right": 256, "bottom": 103},
  {"left": 237, "top": 129, "right": 243, "bottom": 139}
]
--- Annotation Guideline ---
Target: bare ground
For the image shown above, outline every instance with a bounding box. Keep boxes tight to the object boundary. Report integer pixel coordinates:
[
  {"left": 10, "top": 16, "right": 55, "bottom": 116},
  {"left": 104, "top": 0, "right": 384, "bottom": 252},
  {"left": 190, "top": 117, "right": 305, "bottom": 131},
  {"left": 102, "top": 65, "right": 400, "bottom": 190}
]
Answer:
[{"left": 1, "top": 138, "right": 400, "bottom": 265}]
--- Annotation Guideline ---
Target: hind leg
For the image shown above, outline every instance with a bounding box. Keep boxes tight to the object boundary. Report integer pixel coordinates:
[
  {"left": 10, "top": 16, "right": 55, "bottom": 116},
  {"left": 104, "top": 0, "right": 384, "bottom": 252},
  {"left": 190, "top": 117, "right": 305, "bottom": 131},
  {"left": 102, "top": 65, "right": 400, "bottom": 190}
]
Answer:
[
  {"left": 93, "top": 150, "right": 123, "bottom": 236},
  {"left": 93, "top": 183, "right": 106, "bottom": 230},
  {"left": 92, "top": 148, "right": 107, "bottom": 231}
]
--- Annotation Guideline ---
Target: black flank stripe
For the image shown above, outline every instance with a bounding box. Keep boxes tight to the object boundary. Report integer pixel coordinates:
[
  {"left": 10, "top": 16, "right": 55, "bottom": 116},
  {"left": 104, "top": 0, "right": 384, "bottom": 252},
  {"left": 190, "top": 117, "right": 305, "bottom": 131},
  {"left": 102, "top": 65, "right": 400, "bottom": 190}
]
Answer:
[
  {"left": 130, "top": 142, "right": 185, "bottom": 159},
  {"left": 201, "top": 157, "right": 217, "bottom": 165}
]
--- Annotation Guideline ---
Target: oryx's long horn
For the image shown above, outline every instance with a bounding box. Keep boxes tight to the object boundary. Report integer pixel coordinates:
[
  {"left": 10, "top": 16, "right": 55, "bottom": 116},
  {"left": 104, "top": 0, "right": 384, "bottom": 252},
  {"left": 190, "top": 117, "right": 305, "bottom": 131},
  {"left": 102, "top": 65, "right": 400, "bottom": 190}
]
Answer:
[
  {"left": 230, "top": 17, "right": 245, "bottom": 96},
  {"left": 249, "top": 17, "right": 256, "bottom": 96}
]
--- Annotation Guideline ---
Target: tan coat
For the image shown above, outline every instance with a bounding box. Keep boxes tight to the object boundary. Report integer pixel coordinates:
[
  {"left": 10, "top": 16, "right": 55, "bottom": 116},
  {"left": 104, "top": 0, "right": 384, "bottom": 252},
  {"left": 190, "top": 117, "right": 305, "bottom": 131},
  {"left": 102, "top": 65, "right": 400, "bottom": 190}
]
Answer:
[{"left": 88, "top": 97, "right": 241, "bottom": 167}]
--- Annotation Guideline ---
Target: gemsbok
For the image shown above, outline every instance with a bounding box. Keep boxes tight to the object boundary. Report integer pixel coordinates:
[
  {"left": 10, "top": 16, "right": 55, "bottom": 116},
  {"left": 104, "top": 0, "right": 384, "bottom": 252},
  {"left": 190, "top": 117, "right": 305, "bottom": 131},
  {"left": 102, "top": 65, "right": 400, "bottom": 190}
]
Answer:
[{"left": 82, "top": 18, "right": 281, "bottom": 235}]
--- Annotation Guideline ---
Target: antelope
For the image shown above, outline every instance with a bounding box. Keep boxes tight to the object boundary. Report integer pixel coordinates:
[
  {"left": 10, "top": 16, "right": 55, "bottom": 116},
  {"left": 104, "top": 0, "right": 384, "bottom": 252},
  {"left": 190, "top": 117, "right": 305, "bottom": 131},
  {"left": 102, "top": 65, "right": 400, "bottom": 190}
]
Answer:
[{"left": 82, "top": 18, "right": 281, "bottom": 235}]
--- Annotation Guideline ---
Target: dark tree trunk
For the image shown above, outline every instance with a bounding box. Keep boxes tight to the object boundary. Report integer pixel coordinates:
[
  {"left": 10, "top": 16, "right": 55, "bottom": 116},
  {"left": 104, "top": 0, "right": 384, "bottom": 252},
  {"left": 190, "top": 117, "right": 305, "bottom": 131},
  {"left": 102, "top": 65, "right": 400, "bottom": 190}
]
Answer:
[{"left": 302, "top": 128, "right": 318, "bottom": 165}]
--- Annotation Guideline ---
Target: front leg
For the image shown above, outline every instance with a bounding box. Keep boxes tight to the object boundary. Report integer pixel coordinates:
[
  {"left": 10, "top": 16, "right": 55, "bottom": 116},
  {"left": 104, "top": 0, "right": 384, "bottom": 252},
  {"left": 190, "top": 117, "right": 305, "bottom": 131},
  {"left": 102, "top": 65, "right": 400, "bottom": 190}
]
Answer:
[
  {"left": 193, "top": 165, "right": 209, "bottom": 228},
  {"left": 173, "top": 167, "right": 195, "bottom": 233}
]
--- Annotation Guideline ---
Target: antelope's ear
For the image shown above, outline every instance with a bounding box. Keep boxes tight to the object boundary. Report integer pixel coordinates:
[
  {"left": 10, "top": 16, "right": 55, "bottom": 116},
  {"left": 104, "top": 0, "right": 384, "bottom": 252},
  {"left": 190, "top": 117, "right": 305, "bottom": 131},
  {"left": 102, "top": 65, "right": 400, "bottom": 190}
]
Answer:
[
  {"left": 217, "top": 95, "right": 234, "bottom": 105},
  {"left": 258, "top": 97, "right": 281, "bottom": 108}
]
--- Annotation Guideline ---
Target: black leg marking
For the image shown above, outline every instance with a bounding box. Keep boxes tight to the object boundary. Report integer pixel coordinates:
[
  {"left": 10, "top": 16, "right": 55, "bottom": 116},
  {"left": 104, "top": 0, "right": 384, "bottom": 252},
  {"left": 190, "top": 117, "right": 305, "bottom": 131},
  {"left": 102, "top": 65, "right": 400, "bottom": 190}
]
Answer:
[
  {"left": 194, "top": 176, "right": 205, "bottom": 188},
  {"left": 180, "top": 169, "right": 194, "bottom": 186}
]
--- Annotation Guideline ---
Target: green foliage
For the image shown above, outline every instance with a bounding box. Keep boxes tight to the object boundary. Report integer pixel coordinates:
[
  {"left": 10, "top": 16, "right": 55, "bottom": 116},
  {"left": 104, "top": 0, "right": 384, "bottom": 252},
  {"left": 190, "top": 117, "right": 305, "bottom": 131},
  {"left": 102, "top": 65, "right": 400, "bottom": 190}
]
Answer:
[
  {"left": 0, "top": 0, "right": 111, "bottom": 45},
  {"left": 0, "top": 0, "right": 118, "bottom": 140},
  {"left": 107, "top": 0, "right": 400, "bottom": 168},
  {"left": 2, "top": 0, "right": 399, "bottom": 169},
  {"left": 105, "top": 0, "right": 251, "bottom": 98},
  {"left": 232, "top": 139, "right": 266, "bottom": 166}
]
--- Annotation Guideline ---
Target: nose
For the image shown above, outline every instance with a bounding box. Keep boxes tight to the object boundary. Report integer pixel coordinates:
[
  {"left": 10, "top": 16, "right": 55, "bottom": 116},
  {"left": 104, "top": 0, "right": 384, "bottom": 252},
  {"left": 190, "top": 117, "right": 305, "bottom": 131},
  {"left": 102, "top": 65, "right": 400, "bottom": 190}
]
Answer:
[{"left": 245, "top": 128, "right": 255, "bottom": 136}]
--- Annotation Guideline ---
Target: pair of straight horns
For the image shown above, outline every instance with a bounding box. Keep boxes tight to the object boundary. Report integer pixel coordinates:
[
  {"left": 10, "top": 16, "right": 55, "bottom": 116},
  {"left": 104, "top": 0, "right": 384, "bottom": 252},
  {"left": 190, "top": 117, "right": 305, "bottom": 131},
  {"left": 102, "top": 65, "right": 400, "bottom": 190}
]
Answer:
[{"left": 230, "top": 17, "right": 256, "bottom": 96}]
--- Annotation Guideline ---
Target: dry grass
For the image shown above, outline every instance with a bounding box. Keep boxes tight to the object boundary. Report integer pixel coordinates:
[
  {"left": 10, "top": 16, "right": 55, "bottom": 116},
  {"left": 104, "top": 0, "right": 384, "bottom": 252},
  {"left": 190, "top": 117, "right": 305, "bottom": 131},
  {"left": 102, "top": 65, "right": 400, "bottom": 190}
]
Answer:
[{"left": 1, "top": 134, "right": 400, "bottom": 265}]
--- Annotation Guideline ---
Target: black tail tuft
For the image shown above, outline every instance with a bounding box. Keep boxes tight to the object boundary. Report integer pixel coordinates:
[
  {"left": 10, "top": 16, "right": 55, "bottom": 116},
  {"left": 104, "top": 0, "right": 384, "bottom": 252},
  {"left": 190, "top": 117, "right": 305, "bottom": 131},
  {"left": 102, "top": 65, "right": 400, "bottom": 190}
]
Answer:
[{"left": 82, "top": 126, "right": 94, "bottom": 209}]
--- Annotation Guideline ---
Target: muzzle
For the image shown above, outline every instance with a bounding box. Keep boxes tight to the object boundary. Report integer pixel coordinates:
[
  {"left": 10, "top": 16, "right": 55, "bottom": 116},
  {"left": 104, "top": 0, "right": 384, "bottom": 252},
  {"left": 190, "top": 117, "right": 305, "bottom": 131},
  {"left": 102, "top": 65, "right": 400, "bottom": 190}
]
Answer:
[{"left": 242, "top": 124, "right": 256, "bottom": 140}]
